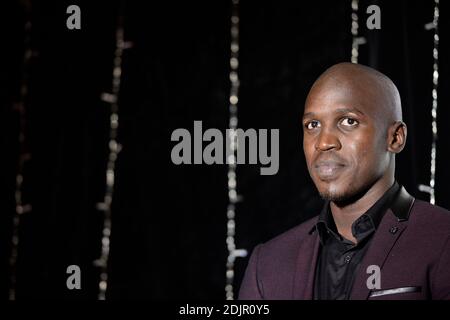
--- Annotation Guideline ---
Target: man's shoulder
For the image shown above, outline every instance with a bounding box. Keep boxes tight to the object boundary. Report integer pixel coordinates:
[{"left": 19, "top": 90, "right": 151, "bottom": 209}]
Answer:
[
  {"left": 411, "top": 199, "right": 450, "bottom": 223},
  {"left": 259, "top": 215, "right": 318, "bottom": 252},
  {"left": 249, "top": 215, "right": 318, "bottom": 271},
  {"left": 409, "top": 199, "right": 450, "bottom": 233}
]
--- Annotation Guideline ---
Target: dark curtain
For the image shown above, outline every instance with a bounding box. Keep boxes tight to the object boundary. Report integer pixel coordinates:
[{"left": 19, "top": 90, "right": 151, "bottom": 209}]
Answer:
[{"left": 1, "top": 0, "right": 449, "bottom": 299}]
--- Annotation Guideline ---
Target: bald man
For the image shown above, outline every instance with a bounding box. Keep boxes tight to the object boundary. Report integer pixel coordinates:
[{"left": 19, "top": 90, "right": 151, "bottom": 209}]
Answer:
[{"left": 239, "top": 63, "right": 450, "bottom": 300}]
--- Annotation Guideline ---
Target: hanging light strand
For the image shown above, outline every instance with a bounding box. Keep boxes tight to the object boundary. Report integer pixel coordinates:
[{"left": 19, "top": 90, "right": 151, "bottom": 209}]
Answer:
[
  {"left": 225, "top": 0, "right": 247, "bottom": 300},
  {"left": 420, "top": 0, "right": 440, "bottom": 204},
  {"left": 94, "top": 17, "right": 132, "bottom": 300},
  {"left": 9, "top": 9, "right": 35, "bottom": 300},
  {"left": 351, "top": 0, "right": 366, "bottom": 63}
]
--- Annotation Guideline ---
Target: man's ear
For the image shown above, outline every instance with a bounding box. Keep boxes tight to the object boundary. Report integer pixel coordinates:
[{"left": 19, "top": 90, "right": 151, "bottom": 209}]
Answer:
[{"left": 387, "top": 121, "right": 407, "bottom": 153}]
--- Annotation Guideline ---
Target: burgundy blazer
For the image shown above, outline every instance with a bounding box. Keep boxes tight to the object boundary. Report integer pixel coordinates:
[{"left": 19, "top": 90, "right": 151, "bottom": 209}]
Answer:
[{"left": 239, "top": 187, "right": 450, "bottom": 300}]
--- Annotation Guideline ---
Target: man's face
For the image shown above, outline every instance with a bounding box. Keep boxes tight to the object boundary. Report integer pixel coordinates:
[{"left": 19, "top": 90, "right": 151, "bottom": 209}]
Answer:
[{"left": 302, "top": 80, "right": 391, "bottom": 202}]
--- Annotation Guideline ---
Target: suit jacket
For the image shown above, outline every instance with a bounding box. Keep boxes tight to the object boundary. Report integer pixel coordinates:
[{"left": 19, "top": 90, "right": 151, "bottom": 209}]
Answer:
[{"left": 239, "top": 187, "right": 450, "bottom": 300}]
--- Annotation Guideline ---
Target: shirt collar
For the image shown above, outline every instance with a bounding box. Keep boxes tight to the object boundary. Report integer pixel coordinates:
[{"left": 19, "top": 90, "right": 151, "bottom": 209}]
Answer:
[{"left": 315, "top": 181, "right": 400, "bottom": 244}]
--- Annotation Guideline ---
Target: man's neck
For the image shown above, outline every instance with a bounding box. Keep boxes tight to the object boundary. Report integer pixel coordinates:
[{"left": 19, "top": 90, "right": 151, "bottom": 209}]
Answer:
[{"left": 329, "top": 176, "right": 395, "bottom": 244}]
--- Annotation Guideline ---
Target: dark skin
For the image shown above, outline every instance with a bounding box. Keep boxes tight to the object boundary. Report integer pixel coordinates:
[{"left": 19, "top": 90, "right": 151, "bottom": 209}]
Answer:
[{"left": 303, "top": 63, "right": 407, "bottom": 243}]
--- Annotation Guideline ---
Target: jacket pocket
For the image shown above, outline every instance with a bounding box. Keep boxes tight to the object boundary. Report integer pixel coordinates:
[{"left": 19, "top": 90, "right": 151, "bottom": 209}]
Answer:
[{"left": 369, "top": 286, "right": 421, "bottom": 298}]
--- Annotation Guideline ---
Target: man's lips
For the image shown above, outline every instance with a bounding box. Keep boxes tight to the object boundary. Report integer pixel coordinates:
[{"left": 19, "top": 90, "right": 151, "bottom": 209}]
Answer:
[{"left": 313, "top": 161, "right": 346, "bottom": 180}]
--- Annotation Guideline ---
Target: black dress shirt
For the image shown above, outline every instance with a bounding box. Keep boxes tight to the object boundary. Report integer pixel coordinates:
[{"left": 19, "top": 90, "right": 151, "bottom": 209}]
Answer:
[{"left": 313, "top": 182, "right": 400, "bottom": 300}]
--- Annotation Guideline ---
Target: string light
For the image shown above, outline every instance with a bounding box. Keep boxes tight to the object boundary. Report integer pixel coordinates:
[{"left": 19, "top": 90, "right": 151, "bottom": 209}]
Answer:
[
  {"left": 419, "top": 0, "right": 440, "bottom": 204},
  {"left": 225, "top": 0, "right": 247, "bottom": 300},
  {"left": 94, "top": 18, "right": 132, "bottom": 300},
  {"left": 351, "top": 0, "right": 366, "bottom": 63},
  {"left": 9, "top": 7, "right": 35, "bottom": 300}
]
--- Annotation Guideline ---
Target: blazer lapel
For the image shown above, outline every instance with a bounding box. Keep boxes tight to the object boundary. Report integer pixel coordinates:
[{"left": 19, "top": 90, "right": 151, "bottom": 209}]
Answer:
[
  {"left": 293, "top": 229, "right": 321, "bottom": 299},
  {"left": 350, "top": 186, "right": 415, "bottom": 300},
  {"left": 349, "top": 211, "right": 407, "bottom": 299}
]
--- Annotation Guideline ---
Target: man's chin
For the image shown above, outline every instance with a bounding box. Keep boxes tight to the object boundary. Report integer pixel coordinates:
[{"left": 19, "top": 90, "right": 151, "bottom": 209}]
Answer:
[
  {"left": 316, "top": 181, "right": 356, "bottom": 203},
  {"left": 318, "top": 184, "right": 369, "bottom": 206},
  {"left": 319, "top": 190, "right": 350, "bottom": 203}
]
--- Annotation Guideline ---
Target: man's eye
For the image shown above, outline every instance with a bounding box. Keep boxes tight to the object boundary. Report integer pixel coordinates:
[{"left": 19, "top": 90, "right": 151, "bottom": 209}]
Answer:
[
  {"left": 306, "top": 120, "right": 320, "bottom": 130},
  {"left": 341, "top": 117, "right": 358, "bottom": 127}
]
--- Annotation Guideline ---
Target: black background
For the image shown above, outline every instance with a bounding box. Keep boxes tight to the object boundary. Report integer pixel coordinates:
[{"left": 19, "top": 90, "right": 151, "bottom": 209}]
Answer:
[{"left": 1, "top": 0, "right": 449, "bottom": 299}]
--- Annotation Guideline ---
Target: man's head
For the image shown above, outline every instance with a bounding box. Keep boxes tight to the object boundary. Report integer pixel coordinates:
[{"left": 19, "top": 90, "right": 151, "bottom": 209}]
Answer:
[{"left": 303, "top": 62, "right": 406, "bottom": 203}]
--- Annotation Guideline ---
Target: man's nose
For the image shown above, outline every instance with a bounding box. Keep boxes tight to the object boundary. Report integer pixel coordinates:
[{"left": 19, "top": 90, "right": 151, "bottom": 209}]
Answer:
[{"left": 315, "top": 129, "right": 341, "bottom": 151}]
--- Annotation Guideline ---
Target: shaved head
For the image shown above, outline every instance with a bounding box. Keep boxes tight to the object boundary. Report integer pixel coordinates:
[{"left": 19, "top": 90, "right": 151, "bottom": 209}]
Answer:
[
  {"left": 303, "top": 62, "right": 407, "bottom": 203},
  {"left": 308, "top": 62, "right": 403, "bottom": 128}
]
